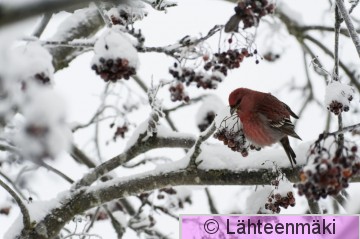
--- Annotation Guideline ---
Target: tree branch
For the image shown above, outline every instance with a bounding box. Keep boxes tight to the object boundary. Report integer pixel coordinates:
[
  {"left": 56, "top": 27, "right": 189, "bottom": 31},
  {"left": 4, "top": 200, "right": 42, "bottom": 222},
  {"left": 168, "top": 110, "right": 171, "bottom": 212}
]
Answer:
[
  {"left": 0, "top": 0, "right": 98, "bottom": 28},
  {"left": 73, "top": 132, "right": 196, "bottom": 189},
  {"left": 335, "top": 0, "right": 360, "bottom": 59},
  {"left": 0, "top": 177, "right": 31, "bottom": 232}
]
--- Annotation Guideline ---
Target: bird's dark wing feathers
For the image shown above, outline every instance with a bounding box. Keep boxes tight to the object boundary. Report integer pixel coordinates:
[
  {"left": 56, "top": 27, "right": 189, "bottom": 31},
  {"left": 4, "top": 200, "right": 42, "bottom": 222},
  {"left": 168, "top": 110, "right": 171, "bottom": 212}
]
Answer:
[
  {"left": 283, "top": 103, "right": 299, "bottom": 119},
  {"left": 268, "top": 117, "right": 302, "bottom": 140}
]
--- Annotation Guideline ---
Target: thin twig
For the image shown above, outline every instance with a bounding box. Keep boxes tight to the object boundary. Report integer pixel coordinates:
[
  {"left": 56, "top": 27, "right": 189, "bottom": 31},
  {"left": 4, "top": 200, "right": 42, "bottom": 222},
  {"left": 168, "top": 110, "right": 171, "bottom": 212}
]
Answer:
[
  {"left": 187, "top": 121, "right": 216, "bottom": 169},
  {"left": 304, "top": 34, "right": 360, "bottom": 91},
  {"left": 0, "top": 177, "right": 31, "bottom": 231},
  {"left": 334, "top": 5, "right": 345, "bottom": 149},
  {"left": 324, "top": 122, "right": 360, "bottom": 136},
  {"left": 0, "top": 170, "right": 27, "bottom": 200},
  {"left": 41, "top": 162, "right": 74, "bottom": 184},
  {"left": 32, "top": 12, "right": 52, "bottom": 38},
  {"left": 204, "top": 188, "right": 219, "bottom": 214},
  {"left": 103, "top": 205, "right": 125, "bottom": 238},
  {"left": 95, "top": 2, "right": 112, "bottom": 28}
]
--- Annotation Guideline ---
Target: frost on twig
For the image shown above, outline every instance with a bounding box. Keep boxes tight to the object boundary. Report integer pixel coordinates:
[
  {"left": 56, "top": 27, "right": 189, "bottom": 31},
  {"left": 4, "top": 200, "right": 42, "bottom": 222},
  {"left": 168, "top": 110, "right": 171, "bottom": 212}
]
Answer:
[{"left": 141, "top": 0, "right": 177, "bottom": 11}]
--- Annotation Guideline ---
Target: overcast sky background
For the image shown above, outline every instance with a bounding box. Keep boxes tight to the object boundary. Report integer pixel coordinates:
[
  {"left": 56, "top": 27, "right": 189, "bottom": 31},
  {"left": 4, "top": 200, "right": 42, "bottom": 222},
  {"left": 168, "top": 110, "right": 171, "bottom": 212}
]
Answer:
[{"left": 1, "top": 0, "right": 360, "bottom": 237}]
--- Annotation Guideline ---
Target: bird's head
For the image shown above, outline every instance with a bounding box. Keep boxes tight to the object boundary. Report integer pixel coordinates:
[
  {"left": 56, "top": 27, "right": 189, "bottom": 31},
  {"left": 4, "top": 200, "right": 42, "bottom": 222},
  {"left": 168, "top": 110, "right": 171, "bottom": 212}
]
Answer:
[{"left": 228, "top": 88, "right": 250, "bottom": 115}]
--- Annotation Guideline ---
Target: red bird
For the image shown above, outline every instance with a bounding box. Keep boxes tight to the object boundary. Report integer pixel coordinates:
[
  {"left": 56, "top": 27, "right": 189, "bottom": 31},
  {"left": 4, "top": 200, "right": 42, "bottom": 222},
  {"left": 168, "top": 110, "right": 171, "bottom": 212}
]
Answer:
[{"left": 228, "top": 88, "right": 301, "bottom": 168}]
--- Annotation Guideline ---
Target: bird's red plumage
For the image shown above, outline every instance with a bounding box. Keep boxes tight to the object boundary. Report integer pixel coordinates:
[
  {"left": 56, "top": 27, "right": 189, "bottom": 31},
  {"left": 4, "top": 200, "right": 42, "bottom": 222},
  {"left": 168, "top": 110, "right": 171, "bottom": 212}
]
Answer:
[{"left": 228, "top": 88, "right": 300, "bottom": 167}]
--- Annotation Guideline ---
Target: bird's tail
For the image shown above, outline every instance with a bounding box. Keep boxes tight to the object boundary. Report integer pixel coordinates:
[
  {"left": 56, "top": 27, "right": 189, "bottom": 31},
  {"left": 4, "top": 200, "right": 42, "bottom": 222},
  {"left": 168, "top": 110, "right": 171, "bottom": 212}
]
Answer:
[{"left": 280, "top": 137, "right": 297, "bottom": 169}]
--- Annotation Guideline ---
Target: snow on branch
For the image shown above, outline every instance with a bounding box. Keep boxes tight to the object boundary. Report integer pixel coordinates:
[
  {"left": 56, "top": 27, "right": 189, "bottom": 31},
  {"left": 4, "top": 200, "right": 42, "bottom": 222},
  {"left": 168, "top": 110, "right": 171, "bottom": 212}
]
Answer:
[
  {"left": 19, "top": 146, "right": 360, "bottom": 238},
  {"left": 141, "top": 0, "right": 177, "bottom": 11},
  {"left": 0, "top": 0, "right": 97, "bottom": 27},
  {"left": 73, "top": 128, "right": 196, "bottom": 189}
]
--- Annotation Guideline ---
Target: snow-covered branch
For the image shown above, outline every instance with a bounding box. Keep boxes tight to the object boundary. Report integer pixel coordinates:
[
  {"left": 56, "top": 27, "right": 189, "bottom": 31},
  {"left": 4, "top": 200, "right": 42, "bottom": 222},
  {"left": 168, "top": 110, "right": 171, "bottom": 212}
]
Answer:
[
  {"left": 0, "top": 0, "right": 97, "bottom": 27},
  {"left": 73, "top": 129, "right": 196, "bottom": 189}
]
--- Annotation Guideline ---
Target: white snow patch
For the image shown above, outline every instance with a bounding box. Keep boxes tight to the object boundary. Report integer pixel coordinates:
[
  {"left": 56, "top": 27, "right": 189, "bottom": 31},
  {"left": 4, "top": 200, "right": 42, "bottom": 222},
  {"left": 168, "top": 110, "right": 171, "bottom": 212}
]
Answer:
[
  {"left": 324, "top": 81, "right": 354, "bottom": 108},
  {"left": 196, "top": 94, "right": 225, "bottom": 125},
  {"left": 197, "top": 141, "right": 312, "bottom": 170},
  {"left": 91, "top": 29, "right": 139, "bottom": 69},
  {"left": 245, "top": 186, "right": 272, "bottom": 213},
  {"left": 113, "top": 211, "right": 128, "bottom": 228},
  {"left": 10, "top": 42, "right": 54, "bottom": 86}
]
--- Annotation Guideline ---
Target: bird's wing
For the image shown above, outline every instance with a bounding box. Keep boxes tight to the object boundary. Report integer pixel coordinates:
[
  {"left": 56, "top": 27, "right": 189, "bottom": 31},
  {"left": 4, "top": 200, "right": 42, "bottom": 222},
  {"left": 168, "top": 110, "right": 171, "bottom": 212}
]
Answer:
[{"left": 257, "top": 93, "right": 301, "bottom": 140}]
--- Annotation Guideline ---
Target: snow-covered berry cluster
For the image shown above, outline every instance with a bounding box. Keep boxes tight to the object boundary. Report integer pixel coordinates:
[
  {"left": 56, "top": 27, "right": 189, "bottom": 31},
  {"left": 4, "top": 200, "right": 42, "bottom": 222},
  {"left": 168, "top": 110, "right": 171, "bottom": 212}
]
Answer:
[
  {"left": 214, "top": 108, "right": 260, "bottom": 156},
  {"left": 325, "top": 81, "right": 354, "bottom": 115},
  {"left": 14, "top": 89, "right": 71, "bottom": 161},
  {"left": 235, "top": 0, "right": 275, "bottom": 29},
  {"left": 265, "top": 179, "right": 296, "bottom": 213},
  {"left": 169, "top": 82, "right": 190, "bottom": 103},
  {"left": 91, "top": 30, "right": 139, "bottom": 82},
  {"left": 169, "top": 63, "right": 224, "bottom": 91},
  {"left": 92, "top": 58, "right": 136, "bottom": 82},
  {"left": 214, "top": 127, "right": 253, "bottom": 156},
  {"left": 11, "top": 43, "right": 54, "bottom": 90},
  {"left": 296, "top": 137, "right": 360, "bottom": 200}
]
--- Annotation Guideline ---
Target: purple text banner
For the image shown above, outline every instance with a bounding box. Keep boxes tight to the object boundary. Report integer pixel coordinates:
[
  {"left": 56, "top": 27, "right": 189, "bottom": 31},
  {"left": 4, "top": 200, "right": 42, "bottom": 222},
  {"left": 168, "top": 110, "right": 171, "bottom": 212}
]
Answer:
[{"left": 181, "top": 215, "right": 359, "bottom": 239}]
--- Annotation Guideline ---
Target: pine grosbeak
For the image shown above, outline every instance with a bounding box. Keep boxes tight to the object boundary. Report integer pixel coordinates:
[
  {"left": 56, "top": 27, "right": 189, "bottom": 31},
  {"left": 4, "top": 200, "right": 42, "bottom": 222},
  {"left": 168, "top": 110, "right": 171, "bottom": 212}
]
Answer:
[{"left": 228, "top": 88, "right": 301, "bottom": 168}]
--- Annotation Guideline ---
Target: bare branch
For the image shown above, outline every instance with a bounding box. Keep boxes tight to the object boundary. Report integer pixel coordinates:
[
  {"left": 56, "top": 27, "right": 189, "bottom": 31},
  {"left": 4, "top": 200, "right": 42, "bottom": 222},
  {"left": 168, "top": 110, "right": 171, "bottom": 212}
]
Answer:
[
  {"left": 0, "top": 177, "right": 31, "bottom": 231},
  {"left": 32, "top": 12, "right": 52, "bottom": 38},
  {"left": 335, "top": 0, "right": 360, "bottom": 59}
]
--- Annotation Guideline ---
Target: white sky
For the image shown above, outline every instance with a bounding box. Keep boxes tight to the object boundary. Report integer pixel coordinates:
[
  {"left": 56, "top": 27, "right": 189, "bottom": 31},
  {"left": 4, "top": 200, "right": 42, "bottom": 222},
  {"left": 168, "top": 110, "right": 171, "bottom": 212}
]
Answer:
[{"left": 1, "top": 0, "right": 360, "bottom": 237}]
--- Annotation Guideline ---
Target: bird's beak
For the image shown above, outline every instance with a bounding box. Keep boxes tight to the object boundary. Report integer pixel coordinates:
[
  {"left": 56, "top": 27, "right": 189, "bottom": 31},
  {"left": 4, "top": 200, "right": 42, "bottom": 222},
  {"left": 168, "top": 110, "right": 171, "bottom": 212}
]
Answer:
[{"left": 230, "top": 107, "right": 236, "bottom": 115}]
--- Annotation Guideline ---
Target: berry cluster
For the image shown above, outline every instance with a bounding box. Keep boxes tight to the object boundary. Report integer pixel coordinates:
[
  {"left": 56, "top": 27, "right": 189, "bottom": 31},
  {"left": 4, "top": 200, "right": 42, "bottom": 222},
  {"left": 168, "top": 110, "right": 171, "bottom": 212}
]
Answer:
[
  {"left": 265, "top": 191, "right": 296, "bottom": 213},
  {"left": 112, "top": 125, "right": 129, "bottom": 141},
  {"left": 110, "top": 9, "right": 130, "bottom": 25},
  {"left": 214, "top": 126, "right": 260, "bottom": 157},
  {"left": 328, "top": 100, "right": 351, "bottom": 115},
  {"left": 169, "top": 82, "right": 190, "bottom": 103},
  {"left": 198, "top": 111, "right": 216, "bottom": 132},
  {"left": 203, "top": 49, "right": 250, "bottom": 76},
  {"left": 169, "top": 63, "right": 222, "bottom": 91},
  {"left": 296, "top": 138, "right": 360, "bottom": 200},
  {"left": 234, "top": 0, "right": 275, "bottom": 29},
  {"left": 92, "top": 57, "right": 136, "bottom": 82}
]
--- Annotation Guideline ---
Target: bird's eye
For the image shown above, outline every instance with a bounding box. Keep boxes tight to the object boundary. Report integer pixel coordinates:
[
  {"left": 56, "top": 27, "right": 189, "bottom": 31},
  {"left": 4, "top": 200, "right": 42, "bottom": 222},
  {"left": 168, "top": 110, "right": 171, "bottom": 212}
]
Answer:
[{"left": 236, "top": 99, "right": 242, "bottom": 106}]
